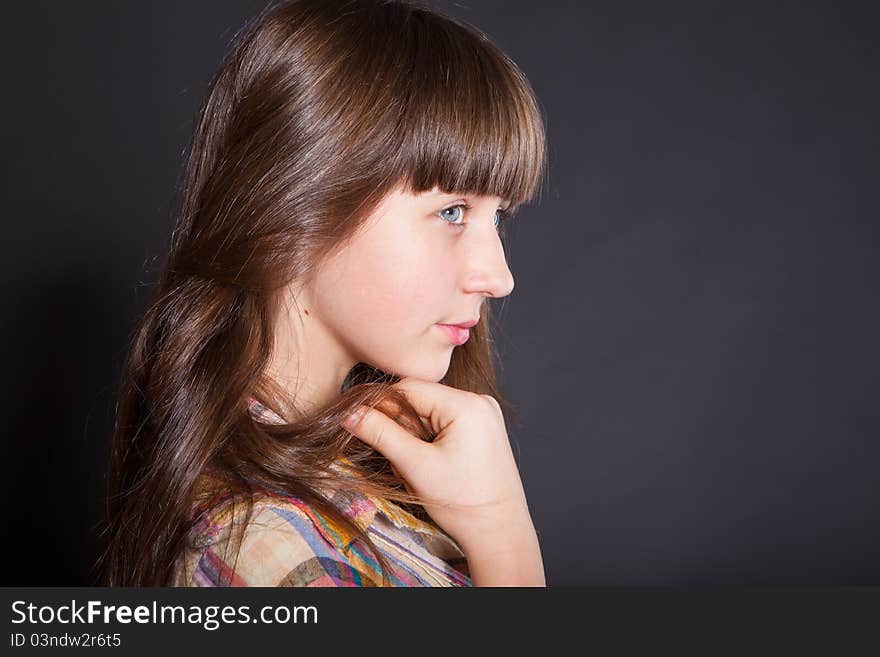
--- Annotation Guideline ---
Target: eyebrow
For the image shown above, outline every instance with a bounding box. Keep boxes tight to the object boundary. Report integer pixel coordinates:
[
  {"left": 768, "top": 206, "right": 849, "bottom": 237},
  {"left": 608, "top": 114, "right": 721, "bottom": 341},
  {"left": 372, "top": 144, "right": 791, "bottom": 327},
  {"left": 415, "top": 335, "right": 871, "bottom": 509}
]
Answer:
[{"left": 433, "top": 191, "right": 511, "bottom": 209}]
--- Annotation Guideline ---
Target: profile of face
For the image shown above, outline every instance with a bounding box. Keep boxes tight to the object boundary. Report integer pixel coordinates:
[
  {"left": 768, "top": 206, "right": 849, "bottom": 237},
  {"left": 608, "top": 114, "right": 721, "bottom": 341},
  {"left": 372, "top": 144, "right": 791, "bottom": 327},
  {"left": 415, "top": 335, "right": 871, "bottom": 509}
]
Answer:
[{"left": 269, "top": 184, "right": 515, "bottom": 412}]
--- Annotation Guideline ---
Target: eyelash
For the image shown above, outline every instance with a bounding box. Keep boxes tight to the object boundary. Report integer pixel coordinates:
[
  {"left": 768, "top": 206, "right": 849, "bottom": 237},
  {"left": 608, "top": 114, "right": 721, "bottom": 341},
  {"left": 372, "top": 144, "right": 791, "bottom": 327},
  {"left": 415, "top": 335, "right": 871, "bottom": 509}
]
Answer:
[{"left": 437, "top": 203, "right": 512, "bottom": 230}]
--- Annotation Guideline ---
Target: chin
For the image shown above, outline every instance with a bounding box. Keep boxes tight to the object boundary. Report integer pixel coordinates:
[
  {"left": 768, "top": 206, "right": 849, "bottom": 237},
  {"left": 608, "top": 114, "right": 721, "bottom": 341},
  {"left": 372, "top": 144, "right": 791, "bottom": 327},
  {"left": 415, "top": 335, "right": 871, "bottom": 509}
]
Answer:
[
  {"left": 368, "top": 354, "right": 451, "bottom": 384},
  {"left": 414, "top": 359, "right": 453, "bottom": 383}
]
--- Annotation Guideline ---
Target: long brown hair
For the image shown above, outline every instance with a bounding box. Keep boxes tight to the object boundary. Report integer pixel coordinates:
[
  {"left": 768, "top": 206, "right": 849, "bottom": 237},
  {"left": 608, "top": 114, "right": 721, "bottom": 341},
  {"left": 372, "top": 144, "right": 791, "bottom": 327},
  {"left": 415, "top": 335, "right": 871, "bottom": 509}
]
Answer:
[{"left": 99, "top": 0, "right": 547, "bottom": 586}]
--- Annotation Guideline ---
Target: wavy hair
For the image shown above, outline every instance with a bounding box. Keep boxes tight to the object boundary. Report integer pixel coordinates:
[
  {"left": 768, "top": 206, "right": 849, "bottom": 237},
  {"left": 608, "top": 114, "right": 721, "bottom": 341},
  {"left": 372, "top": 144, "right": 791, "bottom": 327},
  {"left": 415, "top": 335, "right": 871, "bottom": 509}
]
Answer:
[{"left": 98, "top": 0, "right": 547, "bottom": 586}]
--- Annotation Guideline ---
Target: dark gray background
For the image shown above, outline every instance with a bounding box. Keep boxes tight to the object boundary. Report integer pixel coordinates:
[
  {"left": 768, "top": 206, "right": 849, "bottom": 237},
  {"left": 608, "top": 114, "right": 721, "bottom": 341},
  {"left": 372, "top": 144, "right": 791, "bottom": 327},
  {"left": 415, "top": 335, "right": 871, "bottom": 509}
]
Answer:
[{"left": 1, "top": 1, "right": 877, "bottom": 585}]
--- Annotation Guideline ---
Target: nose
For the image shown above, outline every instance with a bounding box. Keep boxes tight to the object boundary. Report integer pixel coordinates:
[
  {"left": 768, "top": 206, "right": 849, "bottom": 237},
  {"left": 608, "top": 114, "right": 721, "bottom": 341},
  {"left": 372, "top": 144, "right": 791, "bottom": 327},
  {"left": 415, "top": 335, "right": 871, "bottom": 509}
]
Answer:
[{"left": 461, "top": 223, "right": 515, "bottom": 299}]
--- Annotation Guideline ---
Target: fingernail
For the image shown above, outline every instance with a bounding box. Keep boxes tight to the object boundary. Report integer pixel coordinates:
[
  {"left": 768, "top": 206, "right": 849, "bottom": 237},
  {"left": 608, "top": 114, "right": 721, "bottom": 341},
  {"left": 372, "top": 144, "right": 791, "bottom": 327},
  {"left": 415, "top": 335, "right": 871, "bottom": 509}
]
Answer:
[{"left": 342, "top": 406, "right": 367, "bottom": 430}]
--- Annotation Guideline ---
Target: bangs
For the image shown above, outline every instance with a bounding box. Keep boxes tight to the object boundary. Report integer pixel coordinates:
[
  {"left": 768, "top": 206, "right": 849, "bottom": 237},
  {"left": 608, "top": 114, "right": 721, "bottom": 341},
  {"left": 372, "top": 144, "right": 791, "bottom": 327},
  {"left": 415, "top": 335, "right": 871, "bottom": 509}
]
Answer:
[
  {"left": 386, "top": 12, "right": 547, "bottom": 213},
  {"left": 286, "top": 1, "right": 548, "bottom": 217}
]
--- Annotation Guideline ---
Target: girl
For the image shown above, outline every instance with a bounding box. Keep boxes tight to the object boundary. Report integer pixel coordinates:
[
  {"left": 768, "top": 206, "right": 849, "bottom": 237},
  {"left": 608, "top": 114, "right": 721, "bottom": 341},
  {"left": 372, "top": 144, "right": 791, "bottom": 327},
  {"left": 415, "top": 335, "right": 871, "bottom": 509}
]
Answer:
[{"left": 100, "top": 0, "right": 548, "bottom": 587}]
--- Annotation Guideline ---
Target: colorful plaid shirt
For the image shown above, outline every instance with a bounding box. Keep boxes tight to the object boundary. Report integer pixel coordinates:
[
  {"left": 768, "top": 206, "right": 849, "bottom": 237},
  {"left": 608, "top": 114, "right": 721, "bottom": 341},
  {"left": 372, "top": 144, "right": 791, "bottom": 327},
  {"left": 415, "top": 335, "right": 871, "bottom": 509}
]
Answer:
[{"left": 171, "top": 399, "right": 472, "bottom": 587}]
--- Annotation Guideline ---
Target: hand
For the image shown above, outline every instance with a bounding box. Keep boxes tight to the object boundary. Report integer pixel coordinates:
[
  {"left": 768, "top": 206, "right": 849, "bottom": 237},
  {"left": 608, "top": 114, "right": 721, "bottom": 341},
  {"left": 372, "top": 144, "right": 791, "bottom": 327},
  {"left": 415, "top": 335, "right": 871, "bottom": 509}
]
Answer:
[{"left": 342, "top": 377, "right": 534, "bottom": 553}]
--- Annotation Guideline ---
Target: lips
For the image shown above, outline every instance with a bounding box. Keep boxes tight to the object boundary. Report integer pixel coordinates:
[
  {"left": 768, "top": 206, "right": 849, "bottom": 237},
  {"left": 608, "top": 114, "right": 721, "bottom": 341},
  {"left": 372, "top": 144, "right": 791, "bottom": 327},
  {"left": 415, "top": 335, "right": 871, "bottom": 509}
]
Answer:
[
  {"left": 436, "top": 323, "right": 471, "bottom": 345},
  {"left": 444, "top": 318, "right": 479, "bottom": 329}
]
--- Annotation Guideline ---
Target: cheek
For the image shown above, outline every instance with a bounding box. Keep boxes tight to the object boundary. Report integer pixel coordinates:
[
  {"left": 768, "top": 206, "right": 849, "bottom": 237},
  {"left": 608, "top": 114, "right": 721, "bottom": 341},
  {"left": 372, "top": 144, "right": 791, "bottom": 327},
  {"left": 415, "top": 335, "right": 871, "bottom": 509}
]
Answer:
[
  {"left": 357, "top": 260, "right": 436, "bottom": 324},
  {"left": 344, "top": 235, "right": 448, "bottom": 324}
]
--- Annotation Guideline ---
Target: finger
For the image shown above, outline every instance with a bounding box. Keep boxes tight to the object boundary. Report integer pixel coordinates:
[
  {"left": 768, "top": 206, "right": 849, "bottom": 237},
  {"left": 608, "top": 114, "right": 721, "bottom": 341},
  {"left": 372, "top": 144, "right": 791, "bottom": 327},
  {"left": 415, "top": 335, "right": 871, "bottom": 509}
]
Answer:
[
  {"left": 390, "top": 377, "right": 468, "bottom": 434},
  {"left": 342, "top": 404, "right": 426, "bottom": 473}
]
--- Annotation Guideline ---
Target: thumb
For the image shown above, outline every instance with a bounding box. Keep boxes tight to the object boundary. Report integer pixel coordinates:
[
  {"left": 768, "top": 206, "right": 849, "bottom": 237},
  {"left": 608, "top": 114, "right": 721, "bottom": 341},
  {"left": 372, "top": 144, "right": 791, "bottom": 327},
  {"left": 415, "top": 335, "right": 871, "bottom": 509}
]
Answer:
[{"left": 342, "top": 405, "right": 425, "bottom": 472}]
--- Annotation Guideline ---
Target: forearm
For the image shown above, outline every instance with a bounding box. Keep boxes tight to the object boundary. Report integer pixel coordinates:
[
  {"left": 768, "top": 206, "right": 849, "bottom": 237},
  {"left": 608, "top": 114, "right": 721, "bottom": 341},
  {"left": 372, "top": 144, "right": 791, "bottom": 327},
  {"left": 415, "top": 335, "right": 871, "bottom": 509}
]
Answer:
[{"left": 461, "top": 515, "right": 546, "bottom": 587}]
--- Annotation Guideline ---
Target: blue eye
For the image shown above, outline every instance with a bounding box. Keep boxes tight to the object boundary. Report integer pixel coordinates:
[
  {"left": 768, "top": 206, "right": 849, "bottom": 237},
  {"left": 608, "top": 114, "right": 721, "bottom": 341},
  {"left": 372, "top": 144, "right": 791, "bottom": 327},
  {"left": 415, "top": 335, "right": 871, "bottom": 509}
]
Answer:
[
  {"left": 438, "top": 203, "right": 511, "bottom": 230},
  {"left": 438, "top": 205, "right": 466, "bottom": 225}
]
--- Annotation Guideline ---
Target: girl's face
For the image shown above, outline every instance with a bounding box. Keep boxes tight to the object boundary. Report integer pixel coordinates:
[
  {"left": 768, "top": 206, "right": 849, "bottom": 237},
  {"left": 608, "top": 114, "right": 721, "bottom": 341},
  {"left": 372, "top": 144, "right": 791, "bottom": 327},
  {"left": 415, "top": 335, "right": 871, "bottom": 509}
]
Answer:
[{"left": 270, "top": 184, "right": 514, "bottom": 412}]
